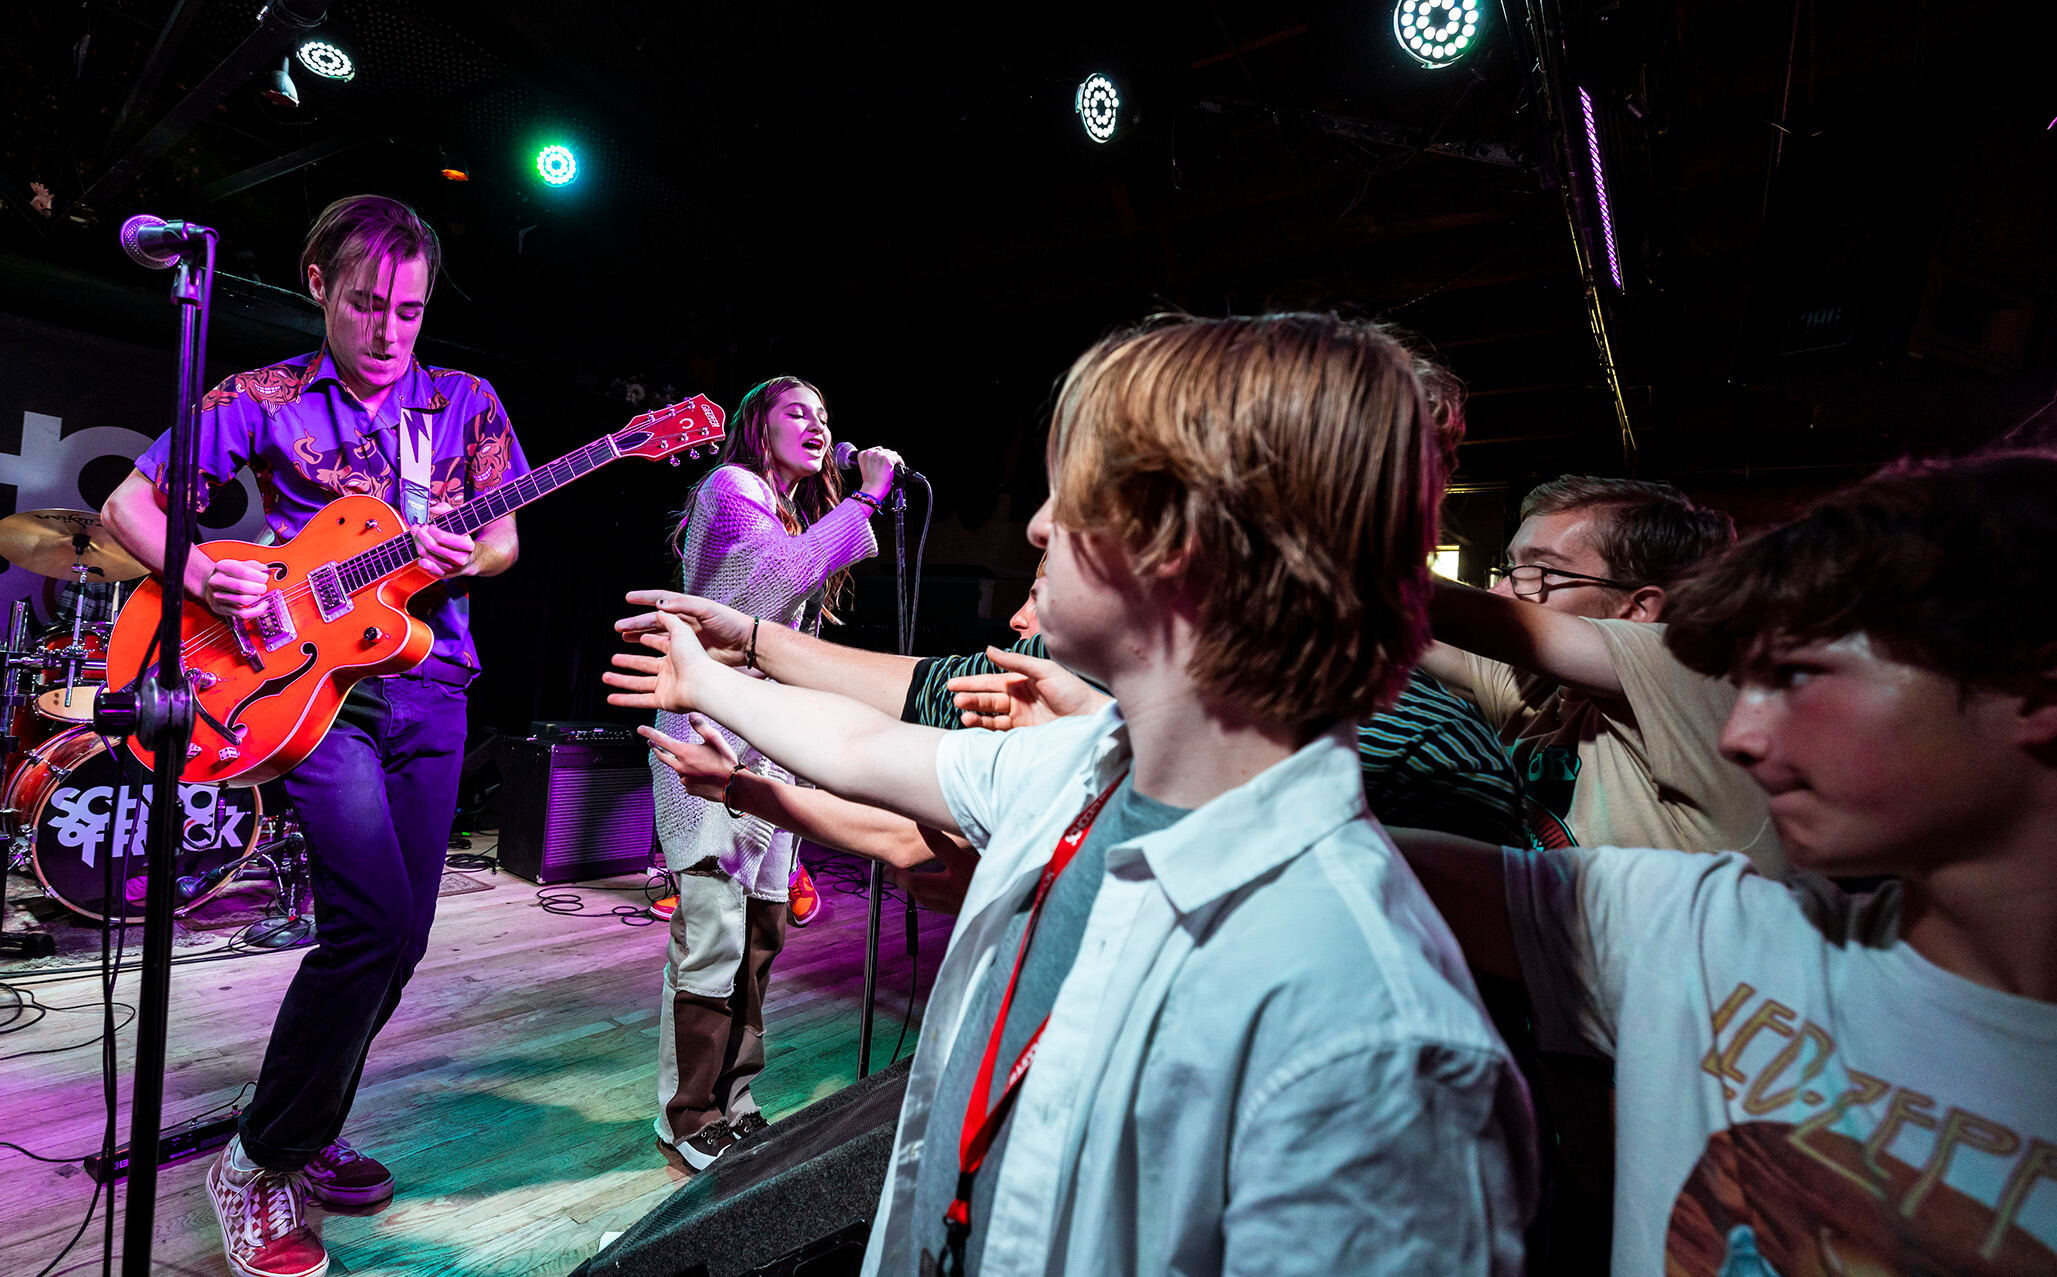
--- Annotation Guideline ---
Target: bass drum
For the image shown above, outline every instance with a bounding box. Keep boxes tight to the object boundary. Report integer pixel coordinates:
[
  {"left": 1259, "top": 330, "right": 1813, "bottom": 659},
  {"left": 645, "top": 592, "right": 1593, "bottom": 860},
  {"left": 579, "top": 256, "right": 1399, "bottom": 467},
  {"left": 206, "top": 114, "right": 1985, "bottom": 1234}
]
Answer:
[{"left": 5, "top": 728, "right": 263, "bottom": 922}]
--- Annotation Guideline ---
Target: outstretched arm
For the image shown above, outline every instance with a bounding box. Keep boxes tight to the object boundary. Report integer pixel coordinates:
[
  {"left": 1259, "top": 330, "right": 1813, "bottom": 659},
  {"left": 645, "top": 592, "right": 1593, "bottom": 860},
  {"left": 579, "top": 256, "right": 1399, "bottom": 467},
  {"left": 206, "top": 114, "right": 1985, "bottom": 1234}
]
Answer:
[
  {"left": 618, "top": 590, "right": 921, "bottom": 717},
  {"left": 644, "top": 717, "right": 943, "bottom": 869},
  {"left": 608, "top": 609, "right": 957, "bottom": 833},
  {"left": 1431, "top": 581, "right": 1625, "bottom": 700},
  {"left": 1383, "top": 827, "right": 1519, "bottom": 981},
  {"left": 946, "top": 645, "right": 1111, "bottom": 730}
]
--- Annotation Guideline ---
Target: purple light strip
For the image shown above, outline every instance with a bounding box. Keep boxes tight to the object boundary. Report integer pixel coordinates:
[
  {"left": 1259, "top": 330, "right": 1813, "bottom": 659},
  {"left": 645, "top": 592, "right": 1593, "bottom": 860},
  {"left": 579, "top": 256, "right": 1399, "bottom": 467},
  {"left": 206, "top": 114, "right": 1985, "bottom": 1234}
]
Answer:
[{"left": 1580, "top": 87, "right": 1623, "bottom": 290}]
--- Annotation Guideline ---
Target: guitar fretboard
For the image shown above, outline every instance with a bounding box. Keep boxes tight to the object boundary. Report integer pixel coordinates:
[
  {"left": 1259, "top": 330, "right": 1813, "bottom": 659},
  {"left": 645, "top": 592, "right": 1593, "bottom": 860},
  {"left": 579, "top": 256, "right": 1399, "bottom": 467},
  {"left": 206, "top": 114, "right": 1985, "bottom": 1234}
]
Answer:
[{"left": 336, "top": 436, "right": 618, "bottom": 593}]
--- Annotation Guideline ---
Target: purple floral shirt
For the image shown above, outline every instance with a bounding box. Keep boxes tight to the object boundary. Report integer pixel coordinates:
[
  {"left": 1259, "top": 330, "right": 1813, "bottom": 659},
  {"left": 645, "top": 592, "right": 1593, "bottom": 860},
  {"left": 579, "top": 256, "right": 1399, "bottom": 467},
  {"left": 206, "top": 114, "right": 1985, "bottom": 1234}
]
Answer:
[{"left": 136, "top": 346, "right": 530, "bottom": 670}]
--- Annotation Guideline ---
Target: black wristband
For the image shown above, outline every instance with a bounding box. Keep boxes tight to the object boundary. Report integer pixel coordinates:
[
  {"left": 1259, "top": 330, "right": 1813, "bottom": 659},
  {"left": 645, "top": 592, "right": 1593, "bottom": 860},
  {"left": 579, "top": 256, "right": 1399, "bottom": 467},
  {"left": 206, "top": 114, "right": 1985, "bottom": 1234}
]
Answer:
[
  {"left": 723, "top": 764, "right": 750, "bottom": 819},
  {"left": 746, "top": 615, "right": 761, "bottom": 670}
]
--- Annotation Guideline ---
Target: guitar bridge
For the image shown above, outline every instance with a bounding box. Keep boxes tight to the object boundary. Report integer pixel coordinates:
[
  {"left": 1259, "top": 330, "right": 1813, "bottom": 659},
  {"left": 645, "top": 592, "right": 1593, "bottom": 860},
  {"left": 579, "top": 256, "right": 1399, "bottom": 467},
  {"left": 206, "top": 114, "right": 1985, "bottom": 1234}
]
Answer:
[
  {"left": 309, "top": 562, "right": 353, "bottom": 623},
  {"left": 250, "top": 590, "right": 298, "bottom": 652}
]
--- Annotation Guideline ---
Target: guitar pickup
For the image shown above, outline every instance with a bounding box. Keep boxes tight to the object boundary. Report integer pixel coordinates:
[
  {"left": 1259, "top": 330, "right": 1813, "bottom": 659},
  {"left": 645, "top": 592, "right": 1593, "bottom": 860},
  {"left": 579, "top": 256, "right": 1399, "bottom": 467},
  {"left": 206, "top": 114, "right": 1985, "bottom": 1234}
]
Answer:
[
  {"left": 309, "top": 562, "right": 353, "bottom": 623},
  {"left": 249, "top": 590, "right": 298, "bottom": 653}
]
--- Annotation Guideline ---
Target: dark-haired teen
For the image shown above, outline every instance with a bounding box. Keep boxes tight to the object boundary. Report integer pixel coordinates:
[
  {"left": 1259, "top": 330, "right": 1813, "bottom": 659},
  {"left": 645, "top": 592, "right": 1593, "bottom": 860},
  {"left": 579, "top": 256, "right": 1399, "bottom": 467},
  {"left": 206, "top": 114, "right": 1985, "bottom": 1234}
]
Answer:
[
  {"left": 101, "top": 194, "right": 527, "bottom": 1277},
  {"left": 1395, "top": 450, "right": 2057, "bottom": 1274},
  {"left": 650, "top": 375, "right": 901, "bottom": 1170},
  {"left": 1420, "top": 476, "right": 1783, "bottom": 871}
]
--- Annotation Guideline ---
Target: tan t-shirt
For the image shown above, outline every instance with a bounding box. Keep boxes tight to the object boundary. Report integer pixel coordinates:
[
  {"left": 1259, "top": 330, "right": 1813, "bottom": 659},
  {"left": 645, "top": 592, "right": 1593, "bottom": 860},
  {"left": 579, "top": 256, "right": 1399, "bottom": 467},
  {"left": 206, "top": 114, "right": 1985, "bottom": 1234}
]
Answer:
[{"left": 1461, "top": 618, "right": 1786, "bottom": 875}]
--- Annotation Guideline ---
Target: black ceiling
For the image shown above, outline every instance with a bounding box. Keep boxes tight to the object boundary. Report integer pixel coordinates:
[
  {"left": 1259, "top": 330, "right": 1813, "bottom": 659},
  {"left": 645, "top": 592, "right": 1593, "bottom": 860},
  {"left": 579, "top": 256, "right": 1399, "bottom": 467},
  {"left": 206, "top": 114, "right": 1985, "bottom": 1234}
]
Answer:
[{"left": 6, "top": 0, "right": 2056, "bottom": 535}]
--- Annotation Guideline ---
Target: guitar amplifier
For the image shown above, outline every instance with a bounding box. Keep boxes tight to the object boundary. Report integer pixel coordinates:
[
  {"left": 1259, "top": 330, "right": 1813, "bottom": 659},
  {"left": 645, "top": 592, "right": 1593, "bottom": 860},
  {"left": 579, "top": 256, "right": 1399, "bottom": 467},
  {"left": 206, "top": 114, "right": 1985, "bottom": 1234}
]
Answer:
[{"left": 496, "top": 734, "right": 655, "bottom": 885}]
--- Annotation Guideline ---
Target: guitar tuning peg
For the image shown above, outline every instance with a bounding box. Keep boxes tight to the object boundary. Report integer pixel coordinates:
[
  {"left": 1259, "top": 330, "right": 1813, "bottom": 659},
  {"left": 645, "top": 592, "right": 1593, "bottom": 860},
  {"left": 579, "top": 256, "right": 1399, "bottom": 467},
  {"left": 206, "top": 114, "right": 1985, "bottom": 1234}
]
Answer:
[{"left": 670, "top": 456, "right": 682, "bottom": 467}]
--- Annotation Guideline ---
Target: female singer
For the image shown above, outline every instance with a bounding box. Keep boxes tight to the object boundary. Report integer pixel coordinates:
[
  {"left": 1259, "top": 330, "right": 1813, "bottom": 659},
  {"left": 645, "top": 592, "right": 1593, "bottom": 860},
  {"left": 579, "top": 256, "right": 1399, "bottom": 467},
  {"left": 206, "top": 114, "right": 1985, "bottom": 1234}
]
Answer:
[{"left": 652, "top": 375, "right": 899, "bottom": 1169}]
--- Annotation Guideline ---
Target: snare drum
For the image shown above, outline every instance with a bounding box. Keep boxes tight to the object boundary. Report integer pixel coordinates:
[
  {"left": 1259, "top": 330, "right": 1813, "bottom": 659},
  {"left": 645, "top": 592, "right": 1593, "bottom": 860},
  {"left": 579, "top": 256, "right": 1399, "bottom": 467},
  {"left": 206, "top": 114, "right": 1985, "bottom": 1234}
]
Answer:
[{"left": 5, "top": 728, "right": 263, "bottom": 922}]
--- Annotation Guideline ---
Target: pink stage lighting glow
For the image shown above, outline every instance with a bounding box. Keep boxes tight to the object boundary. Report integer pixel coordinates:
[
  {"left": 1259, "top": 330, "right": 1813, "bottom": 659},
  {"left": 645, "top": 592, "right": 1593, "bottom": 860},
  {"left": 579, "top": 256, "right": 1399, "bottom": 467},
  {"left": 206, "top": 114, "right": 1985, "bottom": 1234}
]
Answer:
[{"left": 1579, "top": 87, "right": 1623, "bottom": 290}]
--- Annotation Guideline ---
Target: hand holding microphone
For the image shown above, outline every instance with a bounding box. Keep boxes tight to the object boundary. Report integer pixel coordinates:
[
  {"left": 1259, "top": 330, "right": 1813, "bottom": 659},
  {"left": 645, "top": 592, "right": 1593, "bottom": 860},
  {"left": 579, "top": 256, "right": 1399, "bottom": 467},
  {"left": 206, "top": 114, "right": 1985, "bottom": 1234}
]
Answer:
[{"left": 831, "top": 441, "right": 920, "bottom": 501}]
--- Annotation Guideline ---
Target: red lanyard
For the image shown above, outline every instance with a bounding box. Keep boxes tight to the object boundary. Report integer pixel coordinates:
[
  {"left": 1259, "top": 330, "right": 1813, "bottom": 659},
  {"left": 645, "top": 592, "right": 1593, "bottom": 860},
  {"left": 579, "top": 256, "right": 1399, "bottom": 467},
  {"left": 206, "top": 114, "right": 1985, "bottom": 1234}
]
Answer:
[{"left": 942, "top": 771, "right": 1128, "bottom": 1249}]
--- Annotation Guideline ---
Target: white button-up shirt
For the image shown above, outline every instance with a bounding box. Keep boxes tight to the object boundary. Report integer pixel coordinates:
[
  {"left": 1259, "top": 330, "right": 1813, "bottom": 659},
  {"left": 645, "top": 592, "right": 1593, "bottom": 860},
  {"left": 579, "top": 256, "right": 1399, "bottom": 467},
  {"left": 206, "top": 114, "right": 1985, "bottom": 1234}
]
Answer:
[{"left": 863, "top": 704, "right": 1537, "bottom": 1276}]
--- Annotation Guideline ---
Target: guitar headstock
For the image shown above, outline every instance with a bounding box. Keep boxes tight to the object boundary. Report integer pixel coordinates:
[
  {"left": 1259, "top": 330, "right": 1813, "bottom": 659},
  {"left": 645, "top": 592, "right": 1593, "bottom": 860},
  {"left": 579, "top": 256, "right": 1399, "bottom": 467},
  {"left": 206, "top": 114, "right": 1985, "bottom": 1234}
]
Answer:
[{"left": 612, "top": 394, "right": 727, "bottom": 463}]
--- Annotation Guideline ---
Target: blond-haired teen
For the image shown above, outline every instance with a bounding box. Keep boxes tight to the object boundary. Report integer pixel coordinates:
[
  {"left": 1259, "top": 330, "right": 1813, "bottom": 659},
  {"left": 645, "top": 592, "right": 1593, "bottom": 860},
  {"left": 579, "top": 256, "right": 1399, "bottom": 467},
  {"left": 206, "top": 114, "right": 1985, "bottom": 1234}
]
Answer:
[{"left": 608, "top": 314, "right": 1536, "bottom": 1277}]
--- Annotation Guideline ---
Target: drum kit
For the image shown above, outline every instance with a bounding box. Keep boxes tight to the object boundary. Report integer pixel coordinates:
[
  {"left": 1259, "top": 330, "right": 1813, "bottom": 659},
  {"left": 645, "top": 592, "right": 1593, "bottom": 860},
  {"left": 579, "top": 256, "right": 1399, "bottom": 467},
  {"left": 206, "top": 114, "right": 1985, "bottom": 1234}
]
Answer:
[{"left": 0, "top": 509, "right": 306, "bottom": 933}]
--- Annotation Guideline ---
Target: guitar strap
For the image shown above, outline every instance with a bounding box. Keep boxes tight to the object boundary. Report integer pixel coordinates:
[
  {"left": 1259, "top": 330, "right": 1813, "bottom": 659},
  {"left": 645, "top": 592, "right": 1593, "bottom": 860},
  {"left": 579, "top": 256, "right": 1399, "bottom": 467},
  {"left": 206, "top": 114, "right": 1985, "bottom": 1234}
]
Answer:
[{"left": 394, "top": 406, "right": 435, "bottom": 525}]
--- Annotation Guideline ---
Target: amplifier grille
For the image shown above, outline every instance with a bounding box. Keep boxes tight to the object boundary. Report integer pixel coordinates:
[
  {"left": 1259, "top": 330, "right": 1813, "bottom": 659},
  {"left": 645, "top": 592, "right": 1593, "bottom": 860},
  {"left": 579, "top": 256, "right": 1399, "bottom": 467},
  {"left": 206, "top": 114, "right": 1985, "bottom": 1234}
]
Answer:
[
  {"left": 543, "top": 765, "right": 654, "bottom": 871},
  {"left": 496, "top": 738, "right": 655, "bottom": 885}
]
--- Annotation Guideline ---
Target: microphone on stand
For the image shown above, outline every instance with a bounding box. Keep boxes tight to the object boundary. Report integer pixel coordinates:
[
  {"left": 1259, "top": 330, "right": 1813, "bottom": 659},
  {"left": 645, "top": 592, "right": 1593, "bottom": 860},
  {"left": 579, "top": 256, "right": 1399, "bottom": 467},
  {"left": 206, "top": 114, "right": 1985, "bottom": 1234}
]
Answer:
[
  {"left": 830, "top": 441, "right": 925, "bottom": 484},
  {"left": 174, "top": 862, "right": 234, "bottom": 904},
  {"left": 119, "top": 214, "right": 210, "bottom": 269}
]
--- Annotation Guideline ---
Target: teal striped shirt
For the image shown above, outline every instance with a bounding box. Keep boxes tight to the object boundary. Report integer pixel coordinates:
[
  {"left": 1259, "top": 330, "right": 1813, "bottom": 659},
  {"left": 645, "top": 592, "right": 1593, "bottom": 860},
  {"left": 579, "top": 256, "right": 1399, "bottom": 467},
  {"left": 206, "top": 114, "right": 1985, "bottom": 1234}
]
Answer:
[{"left": 903, "top": 641, "right": 1524, "bottom": 847}]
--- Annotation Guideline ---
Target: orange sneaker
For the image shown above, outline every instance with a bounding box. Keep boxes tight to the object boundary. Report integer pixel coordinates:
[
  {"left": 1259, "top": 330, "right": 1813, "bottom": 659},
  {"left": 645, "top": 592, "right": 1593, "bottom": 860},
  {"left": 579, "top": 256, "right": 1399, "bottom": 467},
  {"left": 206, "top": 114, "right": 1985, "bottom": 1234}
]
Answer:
[
  {"left": 649, "top": 895, "right": 678, "bottom": 921},
  {"left": 788, "top": 861, "right": 821, "bottom": 927}
]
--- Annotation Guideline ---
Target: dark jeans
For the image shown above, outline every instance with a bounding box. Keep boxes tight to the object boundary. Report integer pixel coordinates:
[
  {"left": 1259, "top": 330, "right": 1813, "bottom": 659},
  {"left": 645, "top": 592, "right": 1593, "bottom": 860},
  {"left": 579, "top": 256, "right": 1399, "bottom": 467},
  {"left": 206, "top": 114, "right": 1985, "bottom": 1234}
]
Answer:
[{"left": 239, "top": 669, "right": 469, "bottom": 1170}]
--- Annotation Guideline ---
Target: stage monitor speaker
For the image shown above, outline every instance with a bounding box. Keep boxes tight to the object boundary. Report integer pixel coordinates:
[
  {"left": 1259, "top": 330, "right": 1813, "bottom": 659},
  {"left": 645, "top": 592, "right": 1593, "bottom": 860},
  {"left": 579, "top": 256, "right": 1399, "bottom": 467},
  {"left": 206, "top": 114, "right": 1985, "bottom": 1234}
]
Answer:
[
  {"left": 496, "top": 736, "right": 654, "bottom": 884},
  {"left": 574, "top": 1058, "right": 910, "bottom": 1277}
]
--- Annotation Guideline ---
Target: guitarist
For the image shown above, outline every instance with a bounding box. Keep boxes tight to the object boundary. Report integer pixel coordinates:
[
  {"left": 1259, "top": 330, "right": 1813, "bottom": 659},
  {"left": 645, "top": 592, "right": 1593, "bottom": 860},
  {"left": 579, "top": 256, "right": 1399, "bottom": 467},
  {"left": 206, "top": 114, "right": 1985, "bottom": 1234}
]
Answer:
[{"left": 100, "top": 194, "right": 526, "bottom": 1277}]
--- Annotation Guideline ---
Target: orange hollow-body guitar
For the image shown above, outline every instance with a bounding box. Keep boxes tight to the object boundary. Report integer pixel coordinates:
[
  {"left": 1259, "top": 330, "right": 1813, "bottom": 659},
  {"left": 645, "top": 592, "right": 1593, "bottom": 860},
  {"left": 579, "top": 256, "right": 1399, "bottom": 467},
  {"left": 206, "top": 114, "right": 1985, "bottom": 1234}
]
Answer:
[{"left": 109, "top": 395, "right": 725, "bottom": 787}]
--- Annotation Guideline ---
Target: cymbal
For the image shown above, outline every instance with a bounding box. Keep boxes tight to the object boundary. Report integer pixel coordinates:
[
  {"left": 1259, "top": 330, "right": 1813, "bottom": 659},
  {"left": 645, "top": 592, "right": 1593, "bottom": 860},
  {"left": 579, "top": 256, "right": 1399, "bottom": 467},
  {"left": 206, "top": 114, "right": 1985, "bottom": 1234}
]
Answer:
[{"left": 0, "top": 509, "right": 148, "bottom": 582}]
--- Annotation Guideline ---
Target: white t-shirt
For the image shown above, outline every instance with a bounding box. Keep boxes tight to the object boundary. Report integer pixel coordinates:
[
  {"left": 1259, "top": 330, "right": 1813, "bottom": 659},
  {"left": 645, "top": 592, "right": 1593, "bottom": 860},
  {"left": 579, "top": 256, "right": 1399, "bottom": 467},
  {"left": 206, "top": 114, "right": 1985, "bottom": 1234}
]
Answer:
[{"left": 1504, "top": 843, "right": 2057, "bottom": 1275}]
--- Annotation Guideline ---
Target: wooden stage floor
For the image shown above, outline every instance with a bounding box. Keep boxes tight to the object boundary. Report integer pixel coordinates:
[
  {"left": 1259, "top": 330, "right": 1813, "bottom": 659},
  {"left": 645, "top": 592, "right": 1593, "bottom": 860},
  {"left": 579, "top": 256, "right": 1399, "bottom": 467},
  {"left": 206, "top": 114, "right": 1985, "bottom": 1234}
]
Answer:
[{"left": 0, "top": 840, "right": 953, "bottom": 1276}]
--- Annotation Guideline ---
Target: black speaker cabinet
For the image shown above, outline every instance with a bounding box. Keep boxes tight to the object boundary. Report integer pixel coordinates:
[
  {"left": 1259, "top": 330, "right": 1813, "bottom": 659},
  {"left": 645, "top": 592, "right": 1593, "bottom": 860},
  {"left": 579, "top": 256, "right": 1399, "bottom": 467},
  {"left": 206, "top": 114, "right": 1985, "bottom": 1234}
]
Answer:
[
  {"left": 575, "top": 1059, "right": 910, "bottom": 1277},
  {"left": 495, "top": 736, "right": 654, "bottom": 884}
]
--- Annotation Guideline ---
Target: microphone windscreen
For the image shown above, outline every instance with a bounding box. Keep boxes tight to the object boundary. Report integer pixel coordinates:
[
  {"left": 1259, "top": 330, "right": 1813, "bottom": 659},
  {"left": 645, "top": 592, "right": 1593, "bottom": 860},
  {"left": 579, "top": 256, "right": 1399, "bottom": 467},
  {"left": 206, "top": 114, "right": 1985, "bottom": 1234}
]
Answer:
[
  {"left": 831, "top": 441, "right": 858, "bottom": 470},
  {"left": 120, "top": 214, "right": 179, "bottom": 269}
]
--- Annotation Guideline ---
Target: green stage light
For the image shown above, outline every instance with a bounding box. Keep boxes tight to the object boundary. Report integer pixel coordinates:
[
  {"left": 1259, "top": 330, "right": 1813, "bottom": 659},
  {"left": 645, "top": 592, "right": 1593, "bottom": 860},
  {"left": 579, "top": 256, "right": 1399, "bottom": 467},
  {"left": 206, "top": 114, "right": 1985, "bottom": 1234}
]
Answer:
[{"left": 535, "top": 144, "right": 578, "bottom": 187}]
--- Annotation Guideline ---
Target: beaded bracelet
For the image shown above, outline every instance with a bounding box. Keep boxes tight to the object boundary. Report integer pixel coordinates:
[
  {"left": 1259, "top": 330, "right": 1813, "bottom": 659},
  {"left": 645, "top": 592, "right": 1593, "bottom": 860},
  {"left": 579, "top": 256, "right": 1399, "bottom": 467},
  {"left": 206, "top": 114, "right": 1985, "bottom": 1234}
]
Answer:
[{"left": 849, "top": 490, "right": 884, "bottom": 514}]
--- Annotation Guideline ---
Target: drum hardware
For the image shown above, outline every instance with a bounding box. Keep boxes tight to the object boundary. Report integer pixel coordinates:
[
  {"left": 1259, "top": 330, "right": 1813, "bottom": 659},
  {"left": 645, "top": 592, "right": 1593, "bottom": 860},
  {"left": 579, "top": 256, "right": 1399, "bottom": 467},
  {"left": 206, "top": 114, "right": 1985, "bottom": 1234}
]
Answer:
[{"left": 237, "top": 822, "right": 314, "bottom": 950}]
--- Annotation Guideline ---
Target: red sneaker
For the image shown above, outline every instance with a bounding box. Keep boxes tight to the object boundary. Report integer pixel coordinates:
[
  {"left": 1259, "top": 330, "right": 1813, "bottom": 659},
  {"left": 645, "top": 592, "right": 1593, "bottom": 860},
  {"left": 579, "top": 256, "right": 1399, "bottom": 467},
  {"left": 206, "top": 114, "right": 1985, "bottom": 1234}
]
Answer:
[
  {"left": 649, "top": 894, "right": 678, "bottom": 922},
  {"left": 207, "top": 1147, "right": 328, "bottom": 1277},
  {"left": 303, "top": 1137, "right": 395, "bottom": 1206},
  {"left": 788, "top": 861, "right": 822, "bottom": 927}
]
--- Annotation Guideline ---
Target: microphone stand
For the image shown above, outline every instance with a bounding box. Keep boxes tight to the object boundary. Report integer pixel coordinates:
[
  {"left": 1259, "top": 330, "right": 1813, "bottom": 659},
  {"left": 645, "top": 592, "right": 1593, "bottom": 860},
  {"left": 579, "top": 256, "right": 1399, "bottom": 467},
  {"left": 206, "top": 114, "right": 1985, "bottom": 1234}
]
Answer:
[
  {"left": 856, "top": 474, "right": 920, "bottom": 1078},
  {"left": 99, "top": 224, "right": 214, "bottom": 1276}
]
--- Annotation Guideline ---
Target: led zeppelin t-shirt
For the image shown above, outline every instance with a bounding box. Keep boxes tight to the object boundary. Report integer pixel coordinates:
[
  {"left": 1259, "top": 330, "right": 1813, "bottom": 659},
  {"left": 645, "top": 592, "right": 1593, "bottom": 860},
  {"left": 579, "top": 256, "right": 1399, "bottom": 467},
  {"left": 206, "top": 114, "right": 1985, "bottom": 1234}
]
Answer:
[{"left": 1503, "top": 842, "right": 2057, "bottom": 1275}]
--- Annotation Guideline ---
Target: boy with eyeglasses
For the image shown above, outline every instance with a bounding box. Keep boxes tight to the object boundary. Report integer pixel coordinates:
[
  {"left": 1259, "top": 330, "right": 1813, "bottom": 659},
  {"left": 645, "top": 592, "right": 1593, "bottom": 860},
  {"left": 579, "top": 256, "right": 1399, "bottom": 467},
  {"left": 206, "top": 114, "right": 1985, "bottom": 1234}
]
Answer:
[{"left": 1419, "top": 475, "right": 1782, "bottom": 872}]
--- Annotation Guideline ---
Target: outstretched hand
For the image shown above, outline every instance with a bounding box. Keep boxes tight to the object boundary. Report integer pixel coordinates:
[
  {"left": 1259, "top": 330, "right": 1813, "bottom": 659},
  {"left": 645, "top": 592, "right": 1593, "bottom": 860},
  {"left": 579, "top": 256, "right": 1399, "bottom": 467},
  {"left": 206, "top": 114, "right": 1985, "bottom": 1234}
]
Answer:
[
  {"left": 640, "top": 714, "right": 739, "bottom": 802},
  {"left": 605, "top": 609, "right": 715, "bottom": 713},
  {"left": 946, "top": 646, "right": 1109, "bottom": 731},
  {"left": 616, "top": 590, "right": 756, "bottom": 668}
]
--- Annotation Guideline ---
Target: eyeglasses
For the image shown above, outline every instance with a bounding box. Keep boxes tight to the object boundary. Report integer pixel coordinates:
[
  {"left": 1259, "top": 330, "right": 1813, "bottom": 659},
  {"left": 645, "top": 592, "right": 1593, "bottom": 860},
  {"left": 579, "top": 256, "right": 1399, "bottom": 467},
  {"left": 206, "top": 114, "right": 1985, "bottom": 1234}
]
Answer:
[{"left": 1488, "top": 564, "right": 1642, "bottom": 598}]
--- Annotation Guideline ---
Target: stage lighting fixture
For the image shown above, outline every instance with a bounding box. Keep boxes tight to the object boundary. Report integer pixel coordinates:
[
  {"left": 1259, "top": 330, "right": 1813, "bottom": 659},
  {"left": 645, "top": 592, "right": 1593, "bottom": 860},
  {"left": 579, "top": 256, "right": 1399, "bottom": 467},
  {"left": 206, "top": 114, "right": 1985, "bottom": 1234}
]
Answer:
[
  {"left": 260, "top": 54, "right": 300, "bottom": 108},
  {"left": 1075, "top": 73, "right": 1121, "bottom": 144},
  {"left": 1394, "top": 0, "right": 1480, "bottom": 68},
  {"left": 535, "top": 144, "right": 578, "bottom": 187},
  {"left": 1579, "top": 88, "right": 1623, "bottom": 289},
  {"left": 294, "top": 39, "right": 355, "bottom": 82}
]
